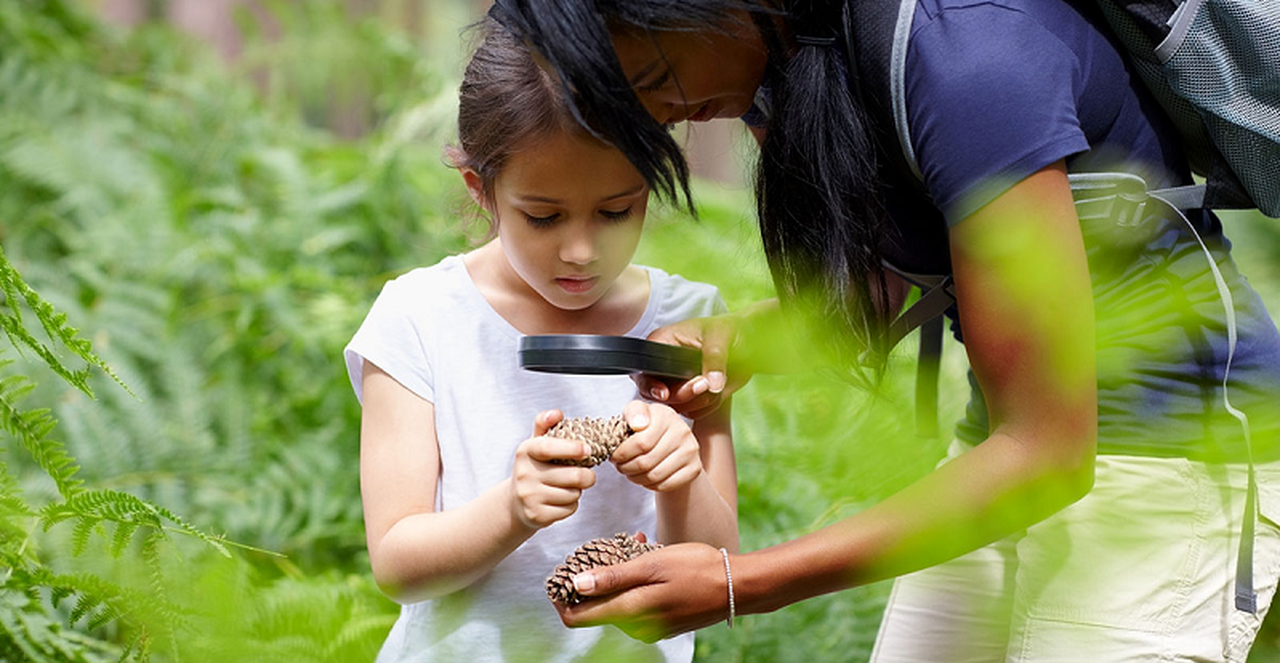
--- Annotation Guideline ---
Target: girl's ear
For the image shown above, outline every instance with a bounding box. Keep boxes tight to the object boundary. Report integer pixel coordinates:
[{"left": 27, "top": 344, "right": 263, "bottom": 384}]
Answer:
[{"left": 460, "top": 168, "right": 489, "bottom": 211}]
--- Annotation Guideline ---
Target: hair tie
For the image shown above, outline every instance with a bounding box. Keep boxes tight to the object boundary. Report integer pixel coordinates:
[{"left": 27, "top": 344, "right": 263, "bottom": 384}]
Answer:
[
  {"left": 795, "top": 35, "right": 837, "bottom": 47},
  {"left": 790, "top": 0, "right": 844, "bottom": 49}
]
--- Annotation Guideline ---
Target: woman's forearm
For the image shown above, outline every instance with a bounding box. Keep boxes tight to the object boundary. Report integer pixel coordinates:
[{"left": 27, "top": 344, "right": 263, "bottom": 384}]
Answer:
[
  {"left": 735, "top": 428, "right": 1094, "bottom": 615},
  {"left": 370, "top": 478, "right": 535, "bottom": 604}
]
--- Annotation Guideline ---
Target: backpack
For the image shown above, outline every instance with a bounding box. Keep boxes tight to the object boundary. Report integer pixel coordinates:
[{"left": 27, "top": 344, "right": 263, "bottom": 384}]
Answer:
[{"left": 841, "top": 0, "right": 1280, "bottom": 613}]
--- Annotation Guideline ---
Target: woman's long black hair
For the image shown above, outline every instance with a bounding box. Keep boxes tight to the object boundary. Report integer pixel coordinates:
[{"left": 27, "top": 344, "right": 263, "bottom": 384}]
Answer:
[{"left": 491, "top": 0, "right": 892, "bottom": 371}]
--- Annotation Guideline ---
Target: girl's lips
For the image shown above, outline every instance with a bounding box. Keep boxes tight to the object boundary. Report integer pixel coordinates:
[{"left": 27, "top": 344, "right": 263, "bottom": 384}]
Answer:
[{"left": 555, "top": 276, "right": 598, "bottom": 294}]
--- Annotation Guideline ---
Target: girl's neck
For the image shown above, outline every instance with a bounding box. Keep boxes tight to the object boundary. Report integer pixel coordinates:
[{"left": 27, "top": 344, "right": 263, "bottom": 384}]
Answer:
[{"left": 463, "top": 240, "right": 651, "bottom": 336}]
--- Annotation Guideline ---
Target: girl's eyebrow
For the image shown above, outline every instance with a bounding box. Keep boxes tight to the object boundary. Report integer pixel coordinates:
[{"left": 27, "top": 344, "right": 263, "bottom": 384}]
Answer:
[
  {"left": 513, "top": 184, "right": 646, "bottom": 205},
  {"left": 512, "top": 193, "right": 563, "bottom": 204}
]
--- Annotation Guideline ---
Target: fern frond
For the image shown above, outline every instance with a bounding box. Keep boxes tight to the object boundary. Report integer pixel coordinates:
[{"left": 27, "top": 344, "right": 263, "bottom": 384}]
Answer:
[
  {"left": 0, "top": 356, "right": 84, "bottom": 498},
  {"left": 19, "top": 567, "right": 173, "bottom": 653},
  {"left": 110, "top": 520, "right": 139, "bottom": 558},
  {"left": 0, "top": 244, "right": 125, "bottom": 396},
  {"left": 40, "top": 488, "right": 230, "bottom": 558},
  {"left": 0, "top": 453, "right": 33, "bottom": 518},
  {"left": 138, "top": 531, "right": 180, "bottom": 660},
  {"left": 0, "top": 587, "right": 118, "bottom": 663},
  {"left": 70, "top": 517, "right": 97, "bottom": 556}
]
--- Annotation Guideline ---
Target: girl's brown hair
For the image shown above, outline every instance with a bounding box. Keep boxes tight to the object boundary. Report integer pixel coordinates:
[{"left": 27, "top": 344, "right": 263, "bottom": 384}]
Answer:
[{"left": 451, "top": 19, "right": 585, "bottom": 209}]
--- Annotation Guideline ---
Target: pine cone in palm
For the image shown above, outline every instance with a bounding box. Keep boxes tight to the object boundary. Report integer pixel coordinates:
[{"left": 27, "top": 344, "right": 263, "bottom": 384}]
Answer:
[
  {"left": 545, "top": 415, "right": 633, "bottom": 467},
  {"left": 546, "top": 532, "right": 661, "bottom": 604}
]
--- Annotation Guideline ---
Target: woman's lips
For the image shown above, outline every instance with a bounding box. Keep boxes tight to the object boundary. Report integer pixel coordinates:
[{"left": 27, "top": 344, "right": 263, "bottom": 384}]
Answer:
[
  {"left": 555, "top": 276, "right": 598, "bottom": 294},
  {"left": 688, "top": 103, "right": 714, "bottom": 122}
]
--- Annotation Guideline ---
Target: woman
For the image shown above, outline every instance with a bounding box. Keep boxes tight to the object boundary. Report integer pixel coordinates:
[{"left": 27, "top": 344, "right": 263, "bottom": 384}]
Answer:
[{"left": 490, "top": 0, "right": 1280, "bottom": 659}]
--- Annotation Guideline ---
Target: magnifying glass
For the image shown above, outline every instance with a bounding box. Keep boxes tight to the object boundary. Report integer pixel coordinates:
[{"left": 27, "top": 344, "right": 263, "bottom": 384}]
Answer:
[{"left": 518, "top": 334, "right": 702, "bottom": 379}]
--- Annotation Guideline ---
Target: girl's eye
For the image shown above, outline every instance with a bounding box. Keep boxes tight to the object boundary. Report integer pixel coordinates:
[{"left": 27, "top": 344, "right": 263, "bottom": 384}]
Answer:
[
  {"left": 600, "top": 207, "right": 635, "bottom": 222},
  {"left": 523, "top": 212, "right": 559, "bottom": 228}
]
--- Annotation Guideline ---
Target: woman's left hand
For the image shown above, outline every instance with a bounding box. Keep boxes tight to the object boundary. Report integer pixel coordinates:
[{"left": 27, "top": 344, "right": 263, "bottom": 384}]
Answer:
[{"left": 553, "top": 542, "right": 731, "bottom": 642}]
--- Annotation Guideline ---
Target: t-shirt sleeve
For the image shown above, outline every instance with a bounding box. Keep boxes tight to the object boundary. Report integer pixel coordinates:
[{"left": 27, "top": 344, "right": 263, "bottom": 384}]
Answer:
[
  {"left": 905, "top": 5, "right": 1090, "bottom": 224},
  {"left": 647, "top": 271, "right": 728, "bottom": 333},
  {"left": 343, "top": 278, "right": 434, "bottom": 405}
]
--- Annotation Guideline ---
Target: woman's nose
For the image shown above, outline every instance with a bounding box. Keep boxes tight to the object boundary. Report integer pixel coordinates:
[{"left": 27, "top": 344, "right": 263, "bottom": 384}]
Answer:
[{"left": 637, "top": 95, "right": 675, "bottom": 126}]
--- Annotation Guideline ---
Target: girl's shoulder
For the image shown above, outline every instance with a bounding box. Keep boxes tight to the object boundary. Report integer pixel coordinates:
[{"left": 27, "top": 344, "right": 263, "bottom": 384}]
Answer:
[
  {"left": 376, "top": 254, "right": 473, "bottom": 306},
  {"left": 635, "top": 265, "right": 726, "bottom": 327}
]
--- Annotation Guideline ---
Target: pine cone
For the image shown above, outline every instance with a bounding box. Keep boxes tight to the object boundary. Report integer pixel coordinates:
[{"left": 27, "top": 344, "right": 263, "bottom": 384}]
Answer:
[
  {"left": 546, "top": 532, "right": 661, "bottom": 605},
  {"left": 545, "top": 415, "right": 632, "bottom": 467}
]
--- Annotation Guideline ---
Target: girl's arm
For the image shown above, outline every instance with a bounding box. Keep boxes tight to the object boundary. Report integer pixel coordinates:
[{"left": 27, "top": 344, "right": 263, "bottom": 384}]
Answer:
[
  {"left": 360, "top": 361, "right": 596, "bottom": 604},
  {"left": 557, "top": 161, "right": 1097, "bottom": 639},
  {"left": 657, "top": 401, "right": 738, "bottom": 551},
  {"left": 611, "top": 400, "right": 739, "bottom": 552}
]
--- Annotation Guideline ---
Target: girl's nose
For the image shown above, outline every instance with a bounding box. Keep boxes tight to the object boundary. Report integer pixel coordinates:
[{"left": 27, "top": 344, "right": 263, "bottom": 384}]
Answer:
[{"left": 559, "top": 228, "right": 598, "bottom": 265}]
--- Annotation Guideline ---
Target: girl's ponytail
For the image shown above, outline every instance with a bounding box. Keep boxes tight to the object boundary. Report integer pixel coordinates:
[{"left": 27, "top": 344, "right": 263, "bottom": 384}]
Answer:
[{"left": 756, "top": 0, "right": 892, "bottom": 375}]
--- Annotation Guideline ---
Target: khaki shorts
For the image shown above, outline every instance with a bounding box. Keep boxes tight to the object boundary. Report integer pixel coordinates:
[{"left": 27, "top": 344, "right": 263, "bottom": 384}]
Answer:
[{"left": 871, "top": 441, "right": 1280, "bottom": 663}]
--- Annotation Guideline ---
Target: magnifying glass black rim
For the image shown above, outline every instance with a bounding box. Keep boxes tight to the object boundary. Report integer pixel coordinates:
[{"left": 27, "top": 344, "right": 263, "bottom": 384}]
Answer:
[{"left": 518, "top": 334, "right": 702, "bottom": 379}]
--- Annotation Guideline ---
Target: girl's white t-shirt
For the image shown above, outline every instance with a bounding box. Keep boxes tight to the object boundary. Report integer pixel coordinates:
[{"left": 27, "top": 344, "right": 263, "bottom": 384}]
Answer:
[{"left": 344, "top": 254, "right": 726, "bottom": 663}]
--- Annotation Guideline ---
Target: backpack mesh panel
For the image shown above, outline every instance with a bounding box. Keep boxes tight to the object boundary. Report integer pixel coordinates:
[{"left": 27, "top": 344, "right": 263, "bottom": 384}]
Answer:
[{"left": 1163, "top": 1, "right": 1280, "bottom": 216}]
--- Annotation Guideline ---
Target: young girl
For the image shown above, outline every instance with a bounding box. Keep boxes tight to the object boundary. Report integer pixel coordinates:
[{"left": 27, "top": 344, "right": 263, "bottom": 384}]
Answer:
[{"left": 342, "top": 21, "right": 738, "bottom": 663}]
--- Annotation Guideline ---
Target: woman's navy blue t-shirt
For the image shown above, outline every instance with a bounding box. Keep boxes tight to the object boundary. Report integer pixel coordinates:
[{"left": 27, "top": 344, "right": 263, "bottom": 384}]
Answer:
[{"left": 901, "top": 0, "right": 1280, "bottom": 460}]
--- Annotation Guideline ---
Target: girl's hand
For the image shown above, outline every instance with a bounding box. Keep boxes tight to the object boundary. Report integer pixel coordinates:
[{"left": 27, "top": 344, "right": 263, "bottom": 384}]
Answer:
[
  {"left": 613, "top": 401, "right": 704, "bottom": 493},
  {"left": 634, "top": 314, "right": 745, "bottom": 420},
  {"left": 554, "top": 542, "right": 729, "bottom": 642},
  {"left": 510, "top": 410, "right": 597, "bottom": 530}
]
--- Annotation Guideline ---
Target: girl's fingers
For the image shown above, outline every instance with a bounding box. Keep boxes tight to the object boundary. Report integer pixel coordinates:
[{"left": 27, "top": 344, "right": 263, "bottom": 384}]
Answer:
[
  {"left": 659, "top": 463, "right": 702, "bottom": 492},
  {"left": 537, "top": 484, "right": 585, "bottom": 506},
  {"left": 525, "top": 436, "right": 591, "bottom": 464},
  {"left": 612, "top": 427, "right": 662, "bottom": 468},
  {"left": 630, "top": 443, "right": 700, "bottom": 490},
  {"left": 533, "top": 409, "right": 565, "bottom": 436},
  {"left": 540, "top": 466, "right": 597, "bottom": 490}
]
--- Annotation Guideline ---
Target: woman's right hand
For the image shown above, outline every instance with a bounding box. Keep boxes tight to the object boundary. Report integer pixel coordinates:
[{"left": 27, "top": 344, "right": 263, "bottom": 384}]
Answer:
[
  {"left": 510, "top": 410, "right": 597, "bottom": 530},
  {"left": 636, "top": 313, "right": 747, "bottom": 420}
]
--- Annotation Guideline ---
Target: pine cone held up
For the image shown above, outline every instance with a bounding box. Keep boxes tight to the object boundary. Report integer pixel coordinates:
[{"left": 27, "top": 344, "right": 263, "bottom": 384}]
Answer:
[
  {"left": 546, "top": 532, "right": 661, "bottom": 605},
  {"left": 545, "top": 415, "right": 632, "bottom": 467}
]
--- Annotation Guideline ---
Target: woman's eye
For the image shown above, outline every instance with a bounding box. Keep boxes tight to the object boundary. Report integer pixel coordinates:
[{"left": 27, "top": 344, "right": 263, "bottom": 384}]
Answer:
[
  {"left": 637, "top": 68, "right": 672, "bottom": 93},
  {"left": 600, "top": 207, "right": 634, "bottom": 222},
  {"left": 523, "top": 212, "right": 559, "bottom": 228}
]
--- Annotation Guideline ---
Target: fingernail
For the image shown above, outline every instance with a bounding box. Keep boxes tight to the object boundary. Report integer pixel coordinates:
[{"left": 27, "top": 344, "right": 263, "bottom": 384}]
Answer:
[
  {"left": 631, "top": 413, "right": 649, "bottom": 429},
  {"left": 708, "top": 371, "right": 726, "bottom": 394},
  {"left": 574, "top": 573, "right": 595, "bottom": 594},
  {"left": 650, "top": 385, "right": 668, "bottom": 400},
  {"left": 690, "top": 377, "right": 709, "bottom": 395},
  {"left": 580, "top": 443, "right": 591, "bottom": 458}
]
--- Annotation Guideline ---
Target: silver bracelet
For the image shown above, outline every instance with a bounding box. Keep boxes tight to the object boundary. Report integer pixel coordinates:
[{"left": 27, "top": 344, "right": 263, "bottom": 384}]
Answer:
[{"left": 719, "top": 547, "right": 735, "bottom": 629}]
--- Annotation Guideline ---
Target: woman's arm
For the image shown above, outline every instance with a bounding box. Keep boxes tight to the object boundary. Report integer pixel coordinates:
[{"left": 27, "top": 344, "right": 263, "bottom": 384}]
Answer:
[
  {"left": 360, "top": 361, "right": 595, "bottom": 604},
  {"left": 558, "top": 161, "right": 1097, "bottom": 639},
  {"left": 639, "top": 278, "right": 909, "bottom": 418}
]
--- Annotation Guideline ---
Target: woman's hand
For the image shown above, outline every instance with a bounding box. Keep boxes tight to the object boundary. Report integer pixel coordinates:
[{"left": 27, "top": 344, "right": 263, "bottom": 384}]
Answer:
[
  {"left": 614, "top": 401, "right": 704, "bottom": 492},
  {"left": 554, "top": 542, "right": 731, "bottom": 642},
  {"left": 635, "top": 313, "right": 748, "bottom": 420},
  {"left": 509, "top": 410, "right": 597, "bottom": 530}
]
